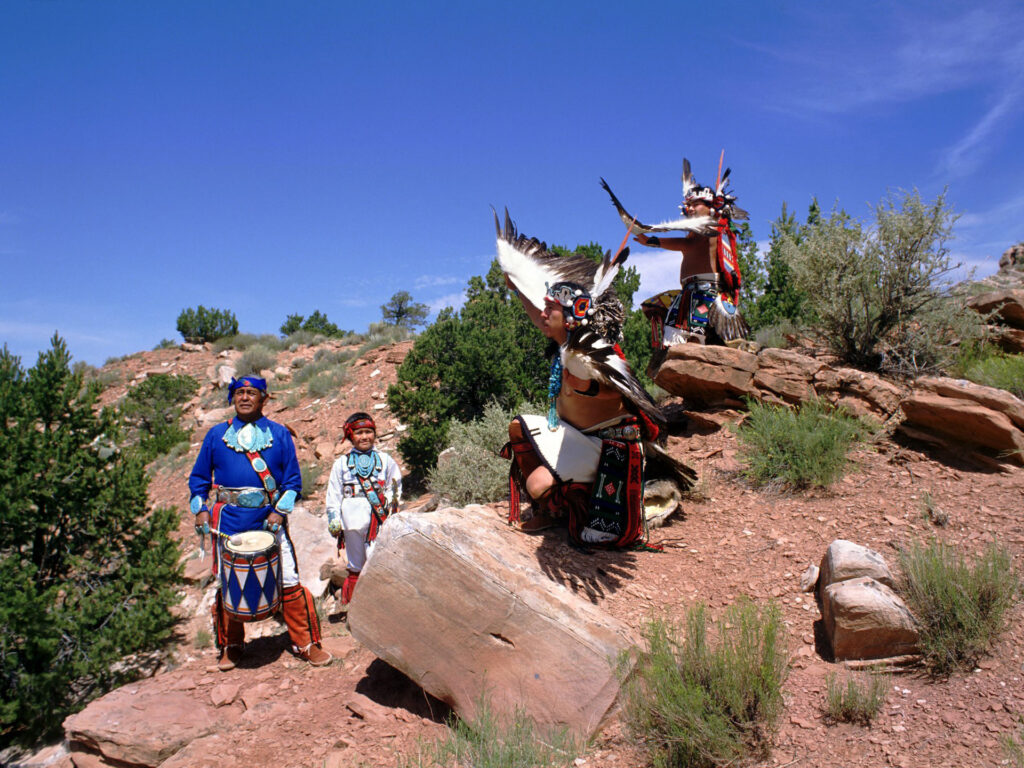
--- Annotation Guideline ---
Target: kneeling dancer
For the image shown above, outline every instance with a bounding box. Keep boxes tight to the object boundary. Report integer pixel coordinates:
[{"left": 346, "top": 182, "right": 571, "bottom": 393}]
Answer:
[
  {"left": 496, "top": 210, "right": 665, "bottom": 548},
  {"left": 189, "top": 376, "right": 331, "bottom": 671},
  {"left": 325, "top": 412, "right": 402, "bottom": 606}
]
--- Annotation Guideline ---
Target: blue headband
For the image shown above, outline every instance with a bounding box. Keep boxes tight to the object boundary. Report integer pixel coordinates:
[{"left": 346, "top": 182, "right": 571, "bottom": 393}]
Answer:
[{"left": 227, "top": 376, "right": 268, "bottom": 403}]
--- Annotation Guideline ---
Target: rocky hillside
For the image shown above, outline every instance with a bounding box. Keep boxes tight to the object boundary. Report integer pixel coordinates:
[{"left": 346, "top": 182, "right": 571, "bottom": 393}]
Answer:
[{"left": 10, "top": 248, "right": 1024, "bottom": 768}]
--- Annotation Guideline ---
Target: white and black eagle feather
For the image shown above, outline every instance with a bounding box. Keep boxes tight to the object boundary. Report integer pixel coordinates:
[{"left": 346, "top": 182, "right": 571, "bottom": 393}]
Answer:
[
  {"left": 599, "top": 177, "right": 718, "bottom": 237},
  {"left": 494, "top": 209, "right": 665, "bottom": 432}
]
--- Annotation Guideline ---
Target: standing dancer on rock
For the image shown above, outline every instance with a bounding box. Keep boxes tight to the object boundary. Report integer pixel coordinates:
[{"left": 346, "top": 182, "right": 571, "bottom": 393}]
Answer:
[
  {"left": 189, "top": 375, "right": 331, "bottom": 671},
  {"left": 600, "top": 155, "right": 749, "bottom": 364},
  {"left": 496, "top": 209, "right": 685, "bottom": 548},
  {"left": 325, "top": 412, "right": 402, "bottom": 607}
]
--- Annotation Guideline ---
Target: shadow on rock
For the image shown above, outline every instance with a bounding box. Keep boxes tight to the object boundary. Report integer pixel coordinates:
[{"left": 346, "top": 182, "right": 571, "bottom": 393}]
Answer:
[
  {"left": 356, "top": 659, "right": 452, "bottom": 724},
  {"left": 533, "top": 532, "right": 639, "bottom": 604}
]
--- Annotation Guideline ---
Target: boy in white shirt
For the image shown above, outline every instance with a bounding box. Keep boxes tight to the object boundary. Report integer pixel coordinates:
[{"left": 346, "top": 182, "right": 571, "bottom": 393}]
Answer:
[{"left": 325, "top": 412, "right": 402, "bottom": 605}]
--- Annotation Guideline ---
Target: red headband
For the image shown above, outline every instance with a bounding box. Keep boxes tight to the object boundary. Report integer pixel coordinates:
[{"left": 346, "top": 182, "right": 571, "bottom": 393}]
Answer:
[{"left": 344, "top": 417, "right": 376, "bottom": 440}]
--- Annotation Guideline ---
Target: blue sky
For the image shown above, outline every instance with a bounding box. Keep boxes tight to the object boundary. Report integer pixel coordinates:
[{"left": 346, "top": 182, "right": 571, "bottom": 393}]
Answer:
[{"left": 3, "top": 0, "right": 1023, "bottom": 365}]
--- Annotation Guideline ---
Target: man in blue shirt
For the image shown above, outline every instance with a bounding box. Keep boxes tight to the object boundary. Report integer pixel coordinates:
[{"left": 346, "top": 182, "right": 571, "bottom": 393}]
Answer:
[{"left": 189, "top": 376, "right": 331, "bottom": 671}]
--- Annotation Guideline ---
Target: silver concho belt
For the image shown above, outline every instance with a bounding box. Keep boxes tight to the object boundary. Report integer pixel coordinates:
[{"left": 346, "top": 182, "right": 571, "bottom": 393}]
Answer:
[{"left": 212, "top": 486, "right": 271, "bottom": 508}]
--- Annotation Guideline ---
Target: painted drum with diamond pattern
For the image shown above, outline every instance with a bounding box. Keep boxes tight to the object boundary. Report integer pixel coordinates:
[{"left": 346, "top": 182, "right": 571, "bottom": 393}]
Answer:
[{"left": 220, "top": 530, "right": 282, "bottom": 621}]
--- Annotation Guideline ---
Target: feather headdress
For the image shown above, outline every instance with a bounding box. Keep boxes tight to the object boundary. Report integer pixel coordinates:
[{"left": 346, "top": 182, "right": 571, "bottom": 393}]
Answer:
[
  {"left": 495, "top": 209, "right": 664, "bottom": 431},
  {"left": 600, "top": 155, "right": 747, "bottom": 238}
]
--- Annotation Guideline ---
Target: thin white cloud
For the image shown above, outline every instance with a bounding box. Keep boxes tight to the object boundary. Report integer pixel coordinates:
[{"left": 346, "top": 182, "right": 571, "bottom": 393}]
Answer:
[
  {"left": 413, "top": 274, "right": 463, "bottom": 289},
  {"left": 938, "top": 81, "right": 1024, "bottom": 178},
  {"left": 957, "top": 193, "right": 1024, "bottom": 229},
  {"left": 0, "top": 319, "right": 119, "bottom": 347},
  {"left": 428, "top": 291, "right": 466, "bottom": 316},
  {"left": 760, "top": 5, "right": 1023, "bottom": 115},
  {"left": 631, "top": 251, "right": 680, "bottom": 299}
]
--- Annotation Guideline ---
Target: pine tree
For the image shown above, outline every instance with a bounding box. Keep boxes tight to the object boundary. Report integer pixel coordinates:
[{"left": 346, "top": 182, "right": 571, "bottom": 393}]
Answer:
[{"left": 0, "top": 336, "right": 181, "bottom": 746}]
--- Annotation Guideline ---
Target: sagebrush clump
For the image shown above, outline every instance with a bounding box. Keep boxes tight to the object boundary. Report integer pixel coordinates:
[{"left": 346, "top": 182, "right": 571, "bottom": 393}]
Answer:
[
  {"left": 400, "top": 696, "right": 580, "bottom": 768},
  {"left": 737, "top": 399, "right": 868, "bottom": 489},
  {"left": 780, "top": 189, "right": 982, "bottom": 375},
  {"left": 824, "top": 671, "right": 889, "bottom": 725},
  {"left": 428, "top": 400, "right": 543, "bottom": 505},
  {"left": 622, "top": 601, "right": 787, "bottom": 768},
  {"left": 899, "top": 539, "right": 1019, "bottom": 675}
]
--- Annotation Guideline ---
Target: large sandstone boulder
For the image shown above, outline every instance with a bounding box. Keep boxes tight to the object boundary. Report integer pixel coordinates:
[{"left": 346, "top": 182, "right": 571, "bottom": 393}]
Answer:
[
  {"left": 968, "top": 288, "right": 1024, "bottom": 328},
  {"left": 914, "top": 376, "right": 1024, "bottom": 431},
  {"left": 821, "top": 577, "right": 919, "bottom": 661},
  {"left": 655, "top": 345, "right": 759, "bottom": 404},
  {"left": 819, "top": 540, "right": 894, "bottom": 591},
  {"left": 287, "top": 505, "right": 337, "bottom": 597},
  {"left": 901, "top": 393, "right": 1024, "bottom": 465},
  {"left": 64, "top": 687, "right": 221, "bottom": 767},
  {"left": 347, "top": 506, "right": 636, "bottom": 738}
]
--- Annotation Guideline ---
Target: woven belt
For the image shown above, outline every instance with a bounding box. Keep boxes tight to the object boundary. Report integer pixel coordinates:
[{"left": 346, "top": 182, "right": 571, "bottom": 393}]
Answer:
[{"left": 212, "top": 487, "right": 271, "bottom": 507}]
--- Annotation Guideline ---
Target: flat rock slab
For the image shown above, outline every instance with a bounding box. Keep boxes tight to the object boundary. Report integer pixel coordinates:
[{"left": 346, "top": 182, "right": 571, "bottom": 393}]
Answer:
[
  {"left": 64, "top": 686, "right": 219, "bottom": 767},
  {"left": 347, "top": 506, "right": 637, "bottom": 738}
]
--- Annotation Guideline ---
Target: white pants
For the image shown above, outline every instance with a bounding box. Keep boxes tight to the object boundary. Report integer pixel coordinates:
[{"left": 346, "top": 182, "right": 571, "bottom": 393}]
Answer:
[
  {"left": 278, "top": 528, "right": 299, "bottom": 586},
  {"left": 341, "top": 498, "right": 374, "bottom": 573}
]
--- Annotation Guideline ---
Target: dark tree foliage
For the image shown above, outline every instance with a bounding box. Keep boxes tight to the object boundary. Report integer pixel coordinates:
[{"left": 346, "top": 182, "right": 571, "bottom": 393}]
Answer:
[
  {"left": 0, "top": 336, "right": 181, "bottom": 746},
  {"left": 381, "top": 290, "right": 430, "bottom": 330},
  {"left": 387, "top": 262, "right": 549, "bottom": 477},
  {"left": 388, "top": 245, "right": 651, "bottom": 478},
  {"left": 744, "top": 201, "right": 819, "bottom": 331},
  {"left": 120, "top": 373, "right": 199, "bottom": 461},
  {"left": 279, "top": 310, "right": 349, "bottom": 338},
  {"left": 176, "top": 305, "right": 238, "bottom": 343}
]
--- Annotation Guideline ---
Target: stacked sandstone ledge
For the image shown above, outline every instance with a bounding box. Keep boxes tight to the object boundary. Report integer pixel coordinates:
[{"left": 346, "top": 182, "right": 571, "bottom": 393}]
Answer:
[{"left": 655, "top": 344, "right": 1024, "bottom": 467}]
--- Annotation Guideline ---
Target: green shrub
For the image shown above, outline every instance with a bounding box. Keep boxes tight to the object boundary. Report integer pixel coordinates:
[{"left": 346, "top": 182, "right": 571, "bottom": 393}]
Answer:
[
  {"left": 1004, "top": 724, "right": 1024, "bottom": 768},
  {"left": 621, "top": 601, "right": 787, "bottom": 768},
  {"left": 380, "top": 291, "right": 430, "bottom": 330},
  {"left": 919, "top": 491, "right": 949, "bottom": 527},
  {"left": 824, "top": 671, "right": 888, "bottom": 725},
  {"left": 121, "top": 373, "right": 199, "bottom": 461},
  {"left": 300, "top": 461, "right": 321, "bottom": 497},
  {"left": 780, "top": 190, "right": 982, "bottom": 375},
  {"left": 736, "top": 399, "right": 869, "bottom": 489},
  {"left": 279, "top": 309, "right": 350, "bottom": 338},
  {"left": 0, "top": 337, "right": 182, "bottom": 746},
  {"left": 283, "top": 329, "right": 329, "bottom": 349},
  {"left": 193, "top": 628, "right": 212, "bottom": 649},
  {"left": 960, "top": 352, "right": 1024, "bottom": 399},
  {"left": 753, "top": 319, "right": 800, "bottom": 350},
  {"left": 356, "top": 321, "right": 414, "bottom": 355},
  {"left": 176, "top": 305, "right": 238, "bottom": 343},
  {"left": 306, "top": 368, "right": 348, "bottom": 399},
  {"left": 401, "top": 695, "right": 580, "bottom": 768},
  {"left": 428, "top": 400, "right": 543, "bottom": 505},
  {"left": 211, "top": 333, "right": 289, "bottom": 354},
  {"left": 153, "top": 338, "right": 177, "bottom": 350},
  {"left": 237, "top": 344, "right": 278, "bottom": 376},
  {"left": 898, "top": 540, "right": 1019, "bottom": 675}
]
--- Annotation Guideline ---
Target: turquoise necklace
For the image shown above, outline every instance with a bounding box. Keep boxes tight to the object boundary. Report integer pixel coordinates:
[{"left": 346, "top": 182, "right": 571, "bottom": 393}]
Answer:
[{"left": 547, "top": 355, "right": 562, "bottom": 430}]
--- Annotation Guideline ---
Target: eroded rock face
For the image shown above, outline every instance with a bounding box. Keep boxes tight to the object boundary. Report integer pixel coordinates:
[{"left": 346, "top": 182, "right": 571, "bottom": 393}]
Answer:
[
  {"left": 819, "top": 540, "right": 894, "bottom": 591},
  {"left": 900, "top": 394, "right": 1024, "bottom": 465},
  {"left": 821, "top": 577, "right": 919, "bottom": 661},
  {"left": 347, "top": 506, "right": 636, "bottom": 739},
  {"left": 655, "top": 345, "right": 758, "bottom": 404},
  {"left": 968, "top": 288, "right": 1024, "bottom": 329}
]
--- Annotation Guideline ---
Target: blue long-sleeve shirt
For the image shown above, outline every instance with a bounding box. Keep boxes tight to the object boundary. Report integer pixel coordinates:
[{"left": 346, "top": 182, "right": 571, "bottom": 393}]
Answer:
[{"left": 188, "top": 416, "right": 302, "bottom": 536}]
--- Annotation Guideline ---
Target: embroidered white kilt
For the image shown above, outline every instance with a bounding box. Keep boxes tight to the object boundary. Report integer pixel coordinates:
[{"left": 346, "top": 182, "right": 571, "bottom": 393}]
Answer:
[{"left": 515, "top": 413, "right": 606, "bottom": 484}]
